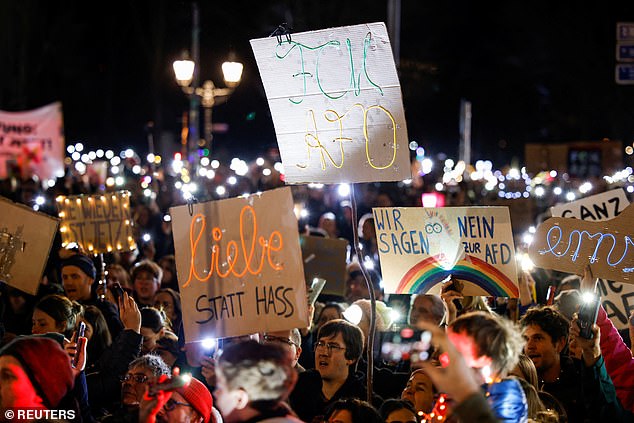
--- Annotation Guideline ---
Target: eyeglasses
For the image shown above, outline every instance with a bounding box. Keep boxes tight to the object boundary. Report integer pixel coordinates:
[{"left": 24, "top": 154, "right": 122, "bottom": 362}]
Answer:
[
  {"left": 263, "top": 335, "right": 298, "bottom": 347},
  {"left": 164, "top": 399, "right": 193, "bottom": 411},
  {"left": 120, "top": 373, "right": 149, "bottom": 384},
  {"left": 315, "top": 341, "right": 346, "bottom": 353}
]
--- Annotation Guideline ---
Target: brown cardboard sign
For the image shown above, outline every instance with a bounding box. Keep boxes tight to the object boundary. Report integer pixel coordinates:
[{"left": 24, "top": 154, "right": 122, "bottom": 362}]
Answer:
[
  {"left": 0, "top": 196, "right": 59, "bottom": 295},
  {"left": 56, "top": 191, "right": 136, "bottom": 254},
  {"left": 300, "top": 235, "right": 348, "bottom": 297},
  {"left": 529, "top": 203, "right": 634, "bottom": 284},
  {"left": 170, "top": 187, "right": 308, "bottom": 342}
]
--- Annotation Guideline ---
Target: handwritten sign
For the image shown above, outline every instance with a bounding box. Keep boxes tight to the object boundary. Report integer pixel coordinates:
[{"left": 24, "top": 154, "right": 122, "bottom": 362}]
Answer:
[
  {"left": 250, "top": 22, "right": 410, "bottom": 184},
  {"left": 551, "top": 188, "right": 628, "bottom": 220},
  {"left": 300, "top": 235, "right": 348, "bottom": 296},
  {"left": 0, "top": 102, "right": 65, "bottom": 180},
  {"left": 0, "top": 196, "right": 59, "bottom": 295},
  {"left": 529, "top": 203, "right": 634, "bottom": 284},
  {"left": 374, "top": 207, "right": 519, "bottom": 297},
  {"left": 56, "top": 191, "right": 135, "bottom": 254},
  {"left": 170, "top": 187, "right": 308, "bottom": 342}
]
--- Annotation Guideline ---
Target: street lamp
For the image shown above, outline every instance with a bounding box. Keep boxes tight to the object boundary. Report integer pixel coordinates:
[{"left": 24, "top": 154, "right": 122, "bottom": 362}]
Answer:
[{"left": 173, "top": 53, "right": 243, "bottom": 165}]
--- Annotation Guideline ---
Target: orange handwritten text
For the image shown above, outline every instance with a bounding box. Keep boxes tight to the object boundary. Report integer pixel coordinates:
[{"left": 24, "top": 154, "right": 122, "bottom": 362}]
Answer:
[{"left": 183, "top": 205, "right": 284, "bottom": 288}]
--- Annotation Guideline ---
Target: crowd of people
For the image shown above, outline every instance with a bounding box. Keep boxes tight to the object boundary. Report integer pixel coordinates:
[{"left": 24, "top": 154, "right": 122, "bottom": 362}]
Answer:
[{"left": 1, "top": 163, "right": 634, "bottom": 423}]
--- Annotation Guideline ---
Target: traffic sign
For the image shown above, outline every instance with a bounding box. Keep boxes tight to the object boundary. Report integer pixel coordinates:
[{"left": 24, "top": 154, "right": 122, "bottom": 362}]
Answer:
[
  {"left": 616, "top": 64, "right": 634, "bottom": 85},
  {"left": 617, "top": 22, "right": 634, "bottom": 40},
  {"left": 617, "top": 43, "right": 634, "bottom": 62}
]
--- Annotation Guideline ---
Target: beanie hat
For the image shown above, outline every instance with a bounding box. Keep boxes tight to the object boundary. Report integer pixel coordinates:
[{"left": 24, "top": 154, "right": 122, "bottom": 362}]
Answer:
[
  {"left": 0, "top": 336, "right": 75, "bottom": 408},
  {"left": 61, "top": 253, "right": 97, "bottom": 280},
  {"left": 176, "top": 377, "right": 213, "bottom": 423}
]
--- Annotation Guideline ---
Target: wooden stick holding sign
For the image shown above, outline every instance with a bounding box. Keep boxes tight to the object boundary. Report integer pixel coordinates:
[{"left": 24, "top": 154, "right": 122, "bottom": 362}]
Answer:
[
  {"left": 170, "top": 187, "right": 308, "bottom": 343},
  {"left": 529, "top": 203, "right": 634, "bottom": 284}
]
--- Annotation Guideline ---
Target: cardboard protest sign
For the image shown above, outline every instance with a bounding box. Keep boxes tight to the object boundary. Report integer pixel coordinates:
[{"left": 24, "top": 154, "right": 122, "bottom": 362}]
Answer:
[
  {"left": 170, "top": 187, "right": 308, "bottom": 342},
  {"left": 551, "top": 188, "right": 628, "bottom": 220},
  {"left": 0, "top": 102, "right": 65, "bottom": 181},
  {"left": 529, "top": 203, "right": 634, "bottom": 284},
  {"left": 0, "top": 196, "right": 59, "bottom": 295},
  {"left": 374, "top": 207, "right": 519, "bottom": 297},
  {"left": 56, "top": 191, "right": 136, "bottom": 254},
  {"left": 596, "top": 279, "right": 634, "bottom": 330},
  {"left": 250, "top": 22, "right": 410, "bottom": 184},
  {"left": 300, "top": 235, "right": 348, "bottom": 296}
]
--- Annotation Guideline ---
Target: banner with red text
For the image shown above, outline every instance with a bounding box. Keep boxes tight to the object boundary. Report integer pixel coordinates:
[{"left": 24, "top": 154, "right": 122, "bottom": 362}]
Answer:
[
  {"left": 0, "top": 102, "right": 65, "bottom": 181},
  {"left": 170, "top": 187, "right": 309, "bottom": 342},
  {"left": 250, "top": 22, "right": 410, "bottom": 184}
]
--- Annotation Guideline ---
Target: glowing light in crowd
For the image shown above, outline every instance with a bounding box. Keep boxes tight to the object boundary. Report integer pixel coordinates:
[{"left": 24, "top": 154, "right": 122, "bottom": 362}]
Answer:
[
  {"left": 216, "top": 186, "right": 226, "bottom": 196},
  {"left": 262, "top": 168, "right": 272, "bottom": 176},
  {"left": 343, "top": 304, "right": 363, "bottom": 325},
  {"left": 565, "top": 192, "right": 576, "bottom": 201},
  {"left": 202, "top": 338, "right": 217, "bottom": 351},
  {"left": 75, "top": 143, "right": 84, "bottom": 152},
  {"left": 553, "top": 187, "right": 562, "bottom": 195},
  {"left": 256, "top": 157, "right": 264, "bottom": 166},
  {"left": 338, "top": 183, "right": 351, "bottom": 197},
  {"left": 142, "top": 233, "right": 151, "bottom": 242}
]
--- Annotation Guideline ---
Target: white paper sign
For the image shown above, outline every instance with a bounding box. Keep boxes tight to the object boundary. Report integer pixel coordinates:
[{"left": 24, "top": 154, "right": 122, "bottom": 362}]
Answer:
[
  {"left": 374, "top": 207, "right": 519, "bottom": 297},
  {"left": 250, "top": 22, "right": 410, "bottom": 184},
  {"left": 551, "top": 189, "right": 629, "bottom": 220}
]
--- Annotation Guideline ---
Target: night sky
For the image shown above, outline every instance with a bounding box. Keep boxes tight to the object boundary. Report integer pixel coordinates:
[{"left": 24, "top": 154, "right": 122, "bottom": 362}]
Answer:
[{"left": 2, "top": 0, "right": 634, "bottom": 166}]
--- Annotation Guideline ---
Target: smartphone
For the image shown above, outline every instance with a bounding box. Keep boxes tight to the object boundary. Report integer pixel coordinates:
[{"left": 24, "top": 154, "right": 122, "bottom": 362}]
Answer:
[
  {"left": 380, "top": 328, "right": 433, "bottom": 363},
  {"left": 111, "top": 282, "right": 125, "bottom": 304},
  {"left": 72, "top": 322, "right": 87, "bottom": 368},
  {"left": 443, "top": 279, "right": 464, "bottom": 311},
  {"left": 577, "top": 293, "right": 600, "bottom": 339},
  {"left": 148, "top": 373, "right": 191, "bottom": 396}
]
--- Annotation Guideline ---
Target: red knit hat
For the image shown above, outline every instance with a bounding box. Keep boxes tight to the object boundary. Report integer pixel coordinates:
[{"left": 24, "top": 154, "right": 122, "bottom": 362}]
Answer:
[
  {"left": 0, "top": 336, "right": 75, "bottom": 408},
  {"left": 176, "top": 377, "right": 213, "bottom": 423}
]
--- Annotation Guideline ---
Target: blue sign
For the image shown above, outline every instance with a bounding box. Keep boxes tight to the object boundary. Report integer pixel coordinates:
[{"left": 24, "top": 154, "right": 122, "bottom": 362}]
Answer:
[
  {"left": 616, "top": 64, "right": 634, "bottom": 85},
  {"left": 617, "top": 43, "right": 634, "bottom": 62}
]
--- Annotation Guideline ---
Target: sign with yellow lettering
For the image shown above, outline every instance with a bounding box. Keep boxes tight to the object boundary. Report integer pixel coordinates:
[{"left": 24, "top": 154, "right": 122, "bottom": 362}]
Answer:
[
  {"left": 374, "top": 207, "right": 519, "bottom": 297},
  {"left": 170, "top": 187, "right": 308, "bottom": 342},
  {"left": 530, "top": 203, "right": 634, "bottom": 284},
  {"left": 0, "top": 196, "right": 59, "bottom": 295},
  {"left": 250, "top": 22, "right": 410, "bottom": 184},
  {"left": 56, "top": 191, "right": 135, "bottom": 254}
]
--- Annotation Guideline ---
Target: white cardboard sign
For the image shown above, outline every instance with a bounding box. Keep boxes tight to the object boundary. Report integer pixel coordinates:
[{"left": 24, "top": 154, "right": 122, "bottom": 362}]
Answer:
[
  {"left": 551, "top": 188, "right": 628, "bottom": 221},
  {"left": 374, "top": 207, "right": 519, "bottom": 297},
  {"left": 250, "top": 22, "right": 410, "bottom": 184}
]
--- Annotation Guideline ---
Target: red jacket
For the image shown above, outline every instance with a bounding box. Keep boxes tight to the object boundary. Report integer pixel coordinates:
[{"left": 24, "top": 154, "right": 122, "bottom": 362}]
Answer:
[{"left": 597, "top": 305, "right": 634, "bottom": 412}]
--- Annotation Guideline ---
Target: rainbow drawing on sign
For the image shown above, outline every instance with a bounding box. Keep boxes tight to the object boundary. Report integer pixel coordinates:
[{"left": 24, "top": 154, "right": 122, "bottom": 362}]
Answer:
[{"left": 396, "top": 254, "right": 519, "bottom": 297}]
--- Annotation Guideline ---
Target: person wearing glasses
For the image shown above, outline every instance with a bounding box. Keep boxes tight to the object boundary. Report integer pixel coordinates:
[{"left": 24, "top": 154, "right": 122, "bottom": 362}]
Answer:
[
  {"left": 139, "top": 372, "right": 216, "bottom": 423},
  {"left": 262, "top": 328, "right": 305, "bottom": 372},
  {"left": 101, "top": 354, "right": 171, "bottom": 422},
  {"left": 290, "top": 319, "right": 379, "bottom": 423}
]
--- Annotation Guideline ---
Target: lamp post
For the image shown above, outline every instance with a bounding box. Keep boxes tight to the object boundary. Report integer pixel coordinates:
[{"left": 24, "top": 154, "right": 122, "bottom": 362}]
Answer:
[{"left": 173, "top": 3, "right": 243, "bottom": 172}]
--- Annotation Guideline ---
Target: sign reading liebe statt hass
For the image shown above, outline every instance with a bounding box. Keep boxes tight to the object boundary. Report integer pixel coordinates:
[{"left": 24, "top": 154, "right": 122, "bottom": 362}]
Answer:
[
  {"left": 170, "top": 187, "right": 309, "bottom": 342},
  {"left": 250, "top": 22, "right": 410, "bottom": 184},
  {"left": 374, "top": 207, "right": 519, "bottom": 297}
]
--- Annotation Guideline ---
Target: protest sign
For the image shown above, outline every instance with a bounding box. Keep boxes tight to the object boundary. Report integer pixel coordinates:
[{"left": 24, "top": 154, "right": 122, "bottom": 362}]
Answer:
[
  {"left": 170, "top": 187, "right": 308, "bottom": 342},
  {"left": 374, "top": 207, "right": 519, "bottom": 297},
  {"left": 0, "top": 196, "right": 59, "bottom": 295},
  {"left": 251, "top": 22, "right": 410, "bottom": 184},
  {"left": 300, "top": 235, "right": 348, "bottom": 296},
  {"left": 0, "top": 102, "right": 65, "bottom": 181},
  {"left": 551, "top": 188, "right": 628, "bottom": 220},
  {"left": 550, "top": 189, "right": 633, "bottom": 328},
  {"left": 56, "top": 191, "right": 136, "bottom": 254},
  {"left": 530, "top": 203, "right": 634, "bottom": 284},
  {"left": 596, "top": 279, "right": 634, "bottom": 330}
]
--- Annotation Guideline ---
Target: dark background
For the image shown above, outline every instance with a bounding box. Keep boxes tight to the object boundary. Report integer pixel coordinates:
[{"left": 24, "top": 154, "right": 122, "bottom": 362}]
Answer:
[{"left": 2, "top": 0, "right": 634, "bottom": 166}]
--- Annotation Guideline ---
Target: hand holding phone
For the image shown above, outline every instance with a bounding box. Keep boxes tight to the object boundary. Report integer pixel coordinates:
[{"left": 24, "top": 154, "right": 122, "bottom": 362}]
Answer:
[
  {"left": 72, "top": 321, "right": 87, "bottom": 369},
  {"left": 577, "top": 293, "right": 600, "bottom": 339},
  {"left": 148, "top": 373, "right": 191, "bottom": 396}
]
